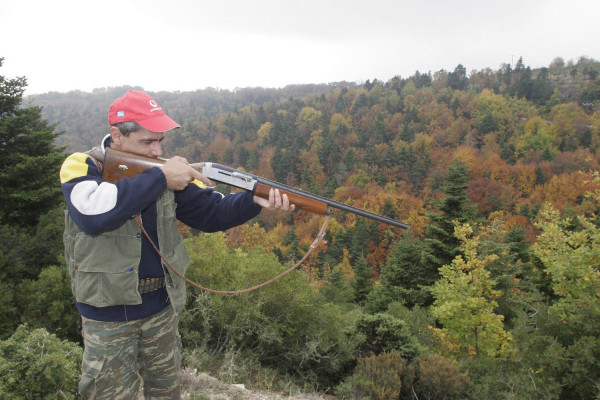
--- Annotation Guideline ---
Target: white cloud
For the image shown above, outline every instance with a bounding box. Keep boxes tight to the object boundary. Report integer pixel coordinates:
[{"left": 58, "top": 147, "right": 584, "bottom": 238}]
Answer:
[{"left": 1, "top": 0, "right": 598, "bottom": 95}]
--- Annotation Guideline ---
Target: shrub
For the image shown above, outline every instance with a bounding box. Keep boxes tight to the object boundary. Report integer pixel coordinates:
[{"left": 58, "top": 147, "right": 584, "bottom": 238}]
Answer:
[
  {"left": 180, "top": 233, "right": 361, "bottom": 386},
  {"left": 337, "top": 352, "right": 406, "bottom": 400},
  {"left": 18, "top": 264, "right": 81, "bottom": 343},
  {"left": 0, "top": 324, "right": 82, "bottom": 399},
  {"left": 411, "top": 354, "right": 469, "bottom": 400},
  {"left": 355, "top": 312, "right": 422, "bottom": 359}
]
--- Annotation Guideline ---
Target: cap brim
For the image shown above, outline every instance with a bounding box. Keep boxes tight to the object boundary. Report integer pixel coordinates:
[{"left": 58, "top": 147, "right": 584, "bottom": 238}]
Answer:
[{"left": 137, "top": 115, "right": 181, "bottom": 132}]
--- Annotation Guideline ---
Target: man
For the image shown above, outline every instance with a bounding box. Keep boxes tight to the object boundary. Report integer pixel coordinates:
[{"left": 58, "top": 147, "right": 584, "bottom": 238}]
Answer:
[{"left": 60, "top": 89, "right": 294, "bottom": 399}]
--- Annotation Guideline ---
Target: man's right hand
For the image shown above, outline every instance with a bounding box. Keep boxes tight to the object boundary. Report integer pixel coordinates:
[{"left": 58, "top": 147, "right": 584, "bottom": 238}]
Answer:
[{"left": 160, "top": 156, "right": 213, "bottom": 190}]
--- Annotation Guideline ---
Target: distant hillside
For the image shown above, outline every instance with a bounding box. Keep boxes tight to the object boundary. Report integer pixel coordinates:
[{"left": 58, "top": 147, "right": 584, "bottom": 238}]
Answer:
[
  {"left": 29, "top": 56, "right": 600, "bottom": 155},
  {"left": 27, "top": 82, "right": 359, "bottom": 152}
]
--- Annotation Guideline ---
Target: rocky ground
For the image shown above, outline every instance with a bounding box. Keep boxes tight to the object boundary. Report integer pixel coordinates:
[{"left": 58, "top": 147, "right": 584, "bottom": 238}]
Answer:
[{"left": 179, "top": 368, "right": 335, "bottom": 400}]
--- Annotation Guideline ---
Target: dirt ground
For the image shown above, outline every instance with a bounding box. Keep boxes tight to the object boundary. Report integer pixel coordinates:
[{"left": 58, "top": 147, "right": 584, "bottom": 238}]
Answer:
[{"left": 180, "top": 368, "right": 335, "bottom": 400}]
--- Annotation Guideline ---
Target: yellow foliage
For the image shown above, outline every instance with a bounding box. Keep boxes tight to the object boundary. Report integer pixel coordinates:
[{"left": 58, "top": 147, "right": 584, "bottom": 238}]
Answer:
[
  {"left": 430, "top": 222, "right": 515, "bottom": 360},
  {"left": 329, "top": 113, "right": 352, "bottom": 136},
  {"left": 533, "top": 196, "right": 600, "bottom": 326},
  {"left": 336, "top": 248, "right": 356, "bottom": 283},
  {"left": 257, "top": 121, "right": 273, "bottom": 140},
  {"left": 412, "top": 133, "right": 433, "bottom": 157}
]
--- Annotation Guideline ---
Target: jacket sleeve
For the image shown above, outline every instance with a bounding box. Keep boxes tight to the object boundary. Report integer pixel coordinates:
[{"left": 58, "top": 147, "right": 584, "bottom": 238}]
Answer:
[
  {"left": 174, "top": 183, "right": 262, "bottom": 233},
  {"left": 60, "top": 152, "right": 167, "bottom": 235}
]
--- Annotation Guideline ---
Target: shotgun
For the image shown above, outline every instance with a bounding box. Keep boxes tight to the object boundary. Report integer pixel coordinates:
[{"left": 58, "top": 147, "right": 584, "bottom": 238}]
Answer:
[{"left": 101, "top": 148, "right": 409, "bottom": 229}]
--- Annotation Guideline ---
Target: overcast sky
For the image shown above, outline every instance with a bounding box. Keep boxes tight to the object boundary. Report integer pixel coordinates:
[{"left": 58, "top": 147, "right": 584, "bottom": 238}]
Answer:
[{"left": 2, "top": 0, "right": 599, "bottom": 95}]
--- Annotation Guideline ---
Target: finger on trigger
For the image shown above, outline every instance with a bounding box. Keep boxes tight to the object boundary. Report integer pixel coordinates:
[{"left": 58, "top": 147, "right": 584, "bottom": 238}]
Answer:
[{"left": 192, "top": 169, "right": 214, "bottom": 187}]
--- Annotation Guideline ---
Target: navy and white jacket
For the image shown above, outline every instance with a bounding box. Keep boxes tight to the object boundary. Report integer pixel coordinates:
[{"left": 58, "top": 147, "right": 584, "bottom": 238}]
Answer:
[{"left": 60, "top": 135, "right": 262, "bottom": 321}]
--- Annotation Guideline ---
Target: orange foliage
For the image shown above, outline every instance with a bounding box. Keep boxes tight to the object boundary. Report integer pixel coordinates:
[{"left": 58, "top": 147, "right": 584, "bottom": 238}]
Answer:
[
  {"left": 550, "top": 150, "right": 598, "bottom": 175},
  {"left": 294, "top": 215, "right": 329, "bottom": 249},
  {"left": 513, "top": 163, "right": 537, "bottom": 196},
  {"left": 256, "top": 146, "right": 276, "bottom": 179},
  {"left": 298, "top": 148, "right": 326, "bottom": 187},
  {"left": 451, "top": 146, "right": 478, "bottom": 170},
  {"left": 503, "top": 214, "right": 538, "bottom": 243},
  {"left": 203, "top": 134, "right": 231, "bottom": 161},
  {"left": 468, "top": 178, "right": 504, "bottom": 215},
  {"left": 367, "top": 241, "right": 389, "bottom": 275},
  {"left": 387, "top": 112, "right": 404, "bottom": 137},
  {"left": 481, "top": 153, "right": 513, "bottom": 184},
  {"left": 225, "top": 222, "right": 271, "bottom": 251},
  {"left": 529, "top": 171, "right": 596, "bottom": 211}
]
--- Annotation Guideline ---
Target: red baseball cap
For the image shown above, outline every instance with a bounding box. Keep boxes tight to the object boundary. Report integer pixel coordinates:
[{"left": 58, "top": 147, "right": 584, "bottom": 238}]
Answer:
[{"left": 108, "top": 90, "right": 180, "bottom": 132}]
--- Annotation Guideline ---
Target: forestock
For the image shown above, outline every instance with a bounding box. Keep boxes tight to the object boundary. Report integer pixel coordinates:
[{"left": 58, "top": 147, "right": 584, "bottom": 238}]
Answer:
[{"left": 253, "top": 182, "right": 329, "bottom": 214}]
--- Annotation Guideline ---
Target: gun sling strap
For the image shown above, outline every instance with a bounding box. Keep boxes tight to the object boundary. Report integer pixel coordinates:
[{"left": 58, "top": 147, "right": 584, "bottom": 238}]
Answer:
[
  {"left": 135, "top": 214, "right": 330, "bottom": 295},
  {"left": 88, "top": 147, "right": 329, "bottom": 294}
]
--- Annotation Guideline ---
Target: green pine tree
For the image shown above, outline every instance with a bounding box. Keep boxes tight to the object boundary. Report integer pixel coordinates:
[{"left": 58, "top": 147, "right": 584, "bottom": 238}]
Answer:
[
  {"left": 419, "top": 160, "right": 477, "bottom": 302},
  {"left": 353, "top": 255, "right": 372, "bottom": 305},
  {"left": 0, "top": 58, "right": 65, "bottom": 229},
  {"left": 365, "top": 234, "right": 427, "bottom": 312}
]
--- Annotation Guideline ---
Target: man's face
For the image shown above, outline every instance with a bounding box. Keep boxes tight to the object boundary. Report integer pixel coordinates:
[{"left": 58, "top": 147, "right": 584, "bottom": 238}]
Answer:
[{"left": 110, "top": 127, "right": 165, "bottom": 158}]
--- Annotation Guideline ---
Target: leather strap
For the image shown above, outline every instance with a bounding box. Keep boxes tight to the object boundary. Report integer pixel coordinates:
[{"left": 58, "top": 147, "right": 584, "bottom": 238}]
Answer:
[{"left": 135, "top": 215, "right": 329, "bottom": 295}]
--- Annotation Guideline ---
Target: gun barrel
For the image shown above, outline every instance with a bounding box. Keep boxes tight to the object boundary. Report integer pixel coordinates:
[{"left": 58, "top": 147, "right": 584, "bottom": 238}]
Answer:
[
  {"left": 256, "top": 176, "right": 409, "bottom": 229},
  {"left": 202, "top": 163, "right": 408, "bottom": 229}
]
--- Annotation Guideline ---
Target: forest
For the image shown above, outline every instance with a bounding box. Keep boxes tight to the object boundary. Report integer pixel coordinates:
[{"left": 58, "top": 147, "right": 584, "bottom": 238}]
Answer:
[{"left": 1, "top": 55, "right": 600, "bottom": 399}]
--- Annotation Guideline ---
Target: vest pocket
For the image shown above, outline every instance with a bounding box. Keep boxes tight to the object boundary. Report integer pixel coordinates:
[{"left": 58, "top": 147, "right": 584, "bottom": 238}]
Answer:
[
  {"left": 72, "top": 229, "right": 143, "bottom": 307},
  {"left": 74, "top": 231, "right": 142, "bottom": 273},
  {"left": 74, "top": 269, "right": 142, "bottom": 307}
]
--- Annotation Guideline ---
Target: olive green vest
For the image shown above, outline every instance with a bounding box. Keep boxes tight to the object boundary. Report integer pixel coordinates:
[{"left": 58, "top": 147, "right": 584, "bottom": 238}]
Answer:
[{"left": 63, "top": 189, "right": 190, "bottom": 314}]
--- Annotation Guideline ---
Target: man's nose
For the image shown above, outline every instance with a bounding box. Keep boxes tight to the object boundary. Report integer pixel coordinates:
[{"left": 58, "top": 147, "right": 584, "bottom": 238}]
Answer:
[{"left": 150, "top": 142, "right": 163, "bottom": 157}]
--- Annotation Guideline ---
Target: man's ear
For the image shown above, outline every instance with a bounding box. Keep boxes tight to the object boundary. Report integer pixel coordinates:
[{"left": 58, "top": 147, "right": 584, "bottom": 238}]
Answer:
[{"left": 109, "top": 126, "right": 122, "bottom": 148}]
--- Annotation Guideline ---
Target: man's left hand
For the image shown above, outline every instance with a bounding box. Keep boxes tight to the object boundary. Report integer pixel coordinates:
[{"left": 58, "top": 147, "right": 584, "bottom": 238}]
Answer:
[{"left": 254, "top": 188, "right": 296, "bottom": 211}]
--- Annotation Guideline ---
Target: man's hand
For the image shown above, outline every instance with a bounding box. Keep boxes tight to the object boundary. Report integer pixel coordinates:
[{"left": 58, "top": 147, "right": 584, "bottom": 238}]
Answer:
[
  {"left": 254, "top": 188, "right": 296, "bottom": 211},
  {"left": 160, "top": 156, "right": 213, "bottom": 190}
]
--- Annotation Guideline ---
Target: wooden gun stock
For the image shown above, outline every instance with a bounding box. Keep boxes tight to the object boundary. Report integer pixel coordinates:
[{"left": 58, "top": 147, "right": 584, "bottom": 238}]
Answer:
[{"left": 102, "top": 149, "right": 166, "bottom": 182}]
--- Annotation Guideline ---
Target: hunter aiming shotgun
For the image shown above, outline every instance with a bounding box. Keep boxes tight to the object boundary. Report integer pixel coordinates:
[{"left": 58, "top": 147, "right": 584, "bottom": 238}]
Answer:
[{"left": 102, "top": 147, "right": 409, "bottom": 229}]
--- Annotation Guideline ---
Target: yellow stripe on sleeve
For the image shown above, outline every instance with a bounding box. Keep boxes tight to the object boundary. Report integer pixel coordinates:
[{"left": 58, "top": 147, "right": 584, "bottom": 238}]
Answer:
[
  {"left": 191, "top": 179, "right": 207, "bottom": 189},
  {"left": 60, "top": 153, "right": 91, "bottom": 183}
]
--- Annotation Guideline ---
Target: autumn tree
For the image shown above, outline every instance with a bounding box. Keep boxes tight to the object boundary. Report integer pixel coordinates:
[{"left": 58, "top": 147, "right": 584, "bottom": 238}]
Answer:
[
  {"left": 430, "top": 223, "right": 514, "bottom": 360},
  {"left": 531, "top": 200, "right": 600, "bottom": 399}
]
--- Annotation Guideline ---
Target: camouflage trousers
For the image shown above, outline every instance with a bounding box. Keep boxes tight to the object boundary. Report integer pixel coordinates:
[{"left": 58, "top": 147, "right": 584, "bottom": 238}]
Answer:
[{"left": 79, "top": 305, "right": 182, "bottom": 399}]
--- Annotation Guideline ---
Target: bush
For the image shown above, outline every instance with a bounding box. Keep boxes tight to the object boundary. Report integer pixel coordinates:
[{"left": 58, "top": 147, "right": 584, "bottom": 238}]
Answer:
[
  {"left": 0, "top": 324, "right": 82, "bottom": 399},
  {"left": 337, "top": 352, "right": 470, "bottom": 400},
  {"left": 18, "top": 264, "right": 81, "bottom": 343},
  {"left": 355, "top": 312, "right": 422, "bottom": 359},
  {"left": 336, "top": 352, "right": 406, "bottom": 400},
  {"left": 180, "top": 233, "right": 361, "bottom": 387},
  {"left": 411, "top": 354, "right": 469, "bottom": 400}
]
